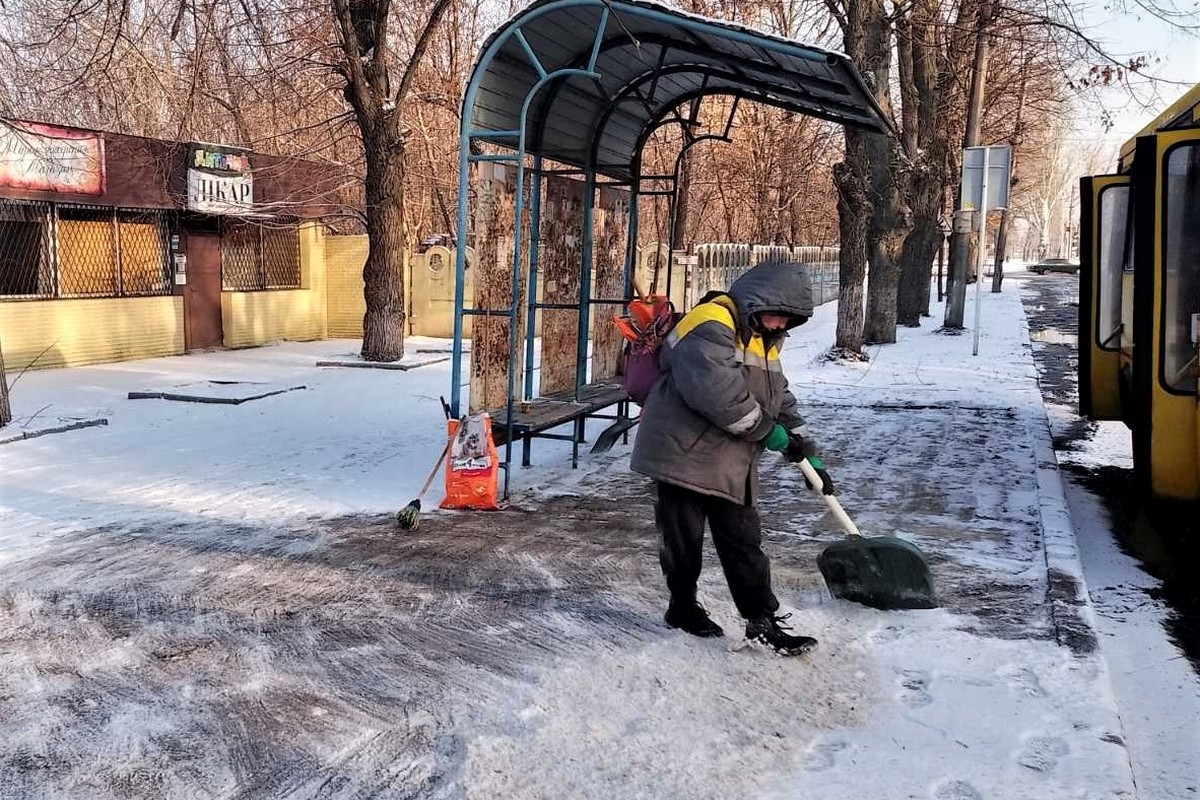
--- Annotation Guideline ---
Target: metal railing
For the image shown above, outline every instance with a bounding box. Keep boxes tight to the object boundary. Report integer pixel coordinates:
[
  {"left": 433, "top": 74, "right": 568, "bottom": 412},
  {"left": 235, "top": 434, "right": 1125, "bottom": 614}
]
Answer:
[
  {"left": 0, "top": 199, "right": 172, "bottom": 299},
  {"left": 0, "top": 200, "right": 53, "bottom": 298},
  {"left": 221, "top": 220, "right": 301, "bottom": 291}
]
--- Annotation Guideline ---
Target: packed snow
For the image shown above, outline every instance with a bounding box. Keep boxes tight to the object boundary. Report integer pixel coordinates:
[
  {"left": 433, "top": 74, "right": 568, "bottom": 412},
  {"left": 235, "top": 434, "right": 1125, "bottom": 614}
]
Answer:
[{"left": 0, "top": 273, "right": 1194, "bottom": 798}]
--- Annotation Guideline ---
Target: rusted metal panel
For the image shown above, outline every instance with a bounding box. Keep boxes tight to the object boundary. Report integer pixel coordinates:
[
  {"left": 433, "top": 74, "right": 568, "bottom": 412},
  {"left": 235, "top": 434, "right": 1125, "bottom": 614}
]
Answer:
[
  {"left": 590, "top": 185, "right": 630, "bottom": 382},
  {"left": 469, "top": 163, "right": 528, "bottom": 414},
  {"left": 183, "top": 233, "right": 223, "bottom": 350},
  {"left": 537, "top": 175, "right": 584, "bottom": 396}
]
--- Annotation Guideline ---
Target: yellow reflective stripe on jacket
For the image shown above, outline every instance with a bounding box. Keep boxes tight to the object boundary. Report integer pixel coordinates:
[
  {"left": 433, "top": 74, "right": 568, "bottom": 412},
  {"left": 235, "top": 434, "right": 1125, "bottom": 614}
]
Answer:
[
  {"left": 669, "top": 296, "right": 781, "bottom": 366},
  {"left": 670, "top": 299, "right": 736, "bottom": 341}
]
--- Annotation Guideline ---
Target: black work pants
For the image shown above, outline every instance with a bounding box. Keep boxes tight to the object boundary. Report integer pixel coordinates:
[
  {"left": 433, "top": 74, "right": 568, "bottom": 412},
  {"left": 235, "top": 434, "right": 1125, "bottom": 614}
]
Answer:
[{"left": 655, "top": 481, "right": 779, "bottom": 620}]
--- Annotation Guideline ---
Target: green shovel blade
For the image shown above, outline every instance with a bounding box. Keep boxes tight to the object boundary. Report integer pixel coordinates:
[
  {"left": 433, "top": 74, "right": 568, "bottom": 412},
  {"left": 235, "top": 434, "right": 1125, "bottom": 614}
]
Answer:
[{"left": 817, "top": 536, "right": 938, "bottom": 610}]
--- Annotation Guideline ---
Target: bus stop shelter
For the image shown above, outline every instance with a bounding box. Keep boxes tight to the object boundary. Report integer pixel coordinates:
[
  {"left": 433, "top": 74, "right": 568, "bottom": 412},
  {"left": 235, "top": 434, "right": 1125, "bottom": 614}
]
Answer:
[{"left": 450, "top": 0, "right": 891, "bottom": 496}]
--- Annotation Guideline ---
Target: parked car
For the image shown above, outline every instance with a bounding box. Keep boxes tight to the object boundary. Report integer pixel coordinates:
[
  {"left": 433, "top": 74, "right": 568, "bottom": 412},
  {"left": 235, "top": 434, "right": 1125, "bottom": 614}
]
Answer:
[
  {"left": 1027, "top": 257, "right": 1079, "bottom": 275},
  {"left": 417, "top": 233, "right": 454, "bottom": 252}
]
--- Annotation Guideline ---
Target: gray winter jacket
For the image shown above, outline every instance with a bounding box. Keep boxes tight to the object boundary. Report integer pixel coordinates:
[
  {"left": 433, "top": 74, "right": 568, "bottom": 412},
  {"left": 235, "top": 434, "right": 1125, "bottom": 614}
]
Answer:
[{"left": 630, "top": 261, "right": 816, "bottom": 504}]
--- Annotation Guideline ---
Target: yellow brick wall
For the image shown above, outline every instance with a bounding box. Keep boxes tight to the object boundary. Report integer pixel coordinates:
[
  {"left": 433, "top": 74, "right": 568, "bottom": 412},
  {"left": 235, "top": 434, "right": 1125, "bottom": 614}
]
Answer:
[
  {"left": 324, "top": 235, "right": 367, "bottom": 339},
  {"left": 325, "top": 237, "right": 480, "bottom": 339},
  {"left": 0, "top": 296, "right": 184, "bottom": 371},
  {"left": 222, "top": 222, "right": 329, "bottom": 348}
]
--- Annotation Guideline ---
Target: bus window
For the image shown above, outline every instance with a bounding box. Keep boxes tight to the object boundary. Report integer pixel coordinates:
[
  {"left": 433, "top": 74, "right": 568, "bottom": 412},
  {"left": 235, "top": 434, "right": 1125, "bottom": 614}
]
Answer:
[
  {"left": 1097, "top": 184, "right": 1128, "bottom": 348},
  {"left": 1162, "top": 142, "right": 1200, "bottom": 393}
]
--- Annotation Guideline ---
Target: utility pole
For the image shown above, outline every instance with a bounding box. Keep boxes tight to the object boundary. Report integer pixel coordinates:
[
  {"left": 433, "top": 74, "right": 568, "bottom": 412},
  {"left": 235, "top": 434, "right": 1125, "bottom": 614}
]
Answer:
[
  {"left": 944, "top": 0, "right": 993, "bottom": 328},
  {"left": 991, "top": 54, "right": 1027, "bottom": 294}
]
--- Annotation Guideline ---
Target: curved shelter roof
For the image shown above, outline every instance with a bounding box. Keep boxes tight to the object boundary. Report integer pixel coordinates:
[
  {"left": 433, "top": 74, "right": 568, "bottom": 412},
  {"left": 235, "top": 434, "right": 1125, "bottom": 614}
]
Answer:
[{"left": 464, "top": 0, "right": 892, "bottom": 182}]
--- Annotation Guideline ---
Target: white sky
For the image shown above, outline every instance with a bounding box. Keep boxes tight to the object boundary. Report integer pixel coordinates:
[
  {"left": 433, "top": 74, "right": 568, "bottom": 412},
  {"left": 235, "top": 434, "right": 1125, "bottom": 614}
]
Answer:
[{"left": 1070, "top": 0, "right": 1200, "bottom": 163}]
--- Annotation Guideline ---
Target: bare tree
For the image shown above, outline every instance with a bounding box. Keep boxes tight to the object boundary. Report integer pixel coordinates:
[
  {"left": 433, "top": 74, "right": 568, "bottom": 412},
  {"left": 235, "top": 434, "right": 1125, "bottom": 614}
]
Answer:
[
  {"left": 827, "top": 0, "right": 883, "bottom": 355},
  {"left": 330, "top": 0, "right": 453, "bottom": 360},
  {"left": 894, "top": 0, "right": 978, "bottom": 327},
  {"left": 827, "top": 0, "right": 1164, "bottom": 345},
  {"left": 2, "top": 0, "right": 1169, "bottom": 368},
  {"left": 1011, "top": 119, "right": 1088, "bottom": 260},
  {"left": 827, "top": 0, "right": 918, "bottom": 350},
  {"left": 0, "top": 0, "right": 457, "bottom": 361}
]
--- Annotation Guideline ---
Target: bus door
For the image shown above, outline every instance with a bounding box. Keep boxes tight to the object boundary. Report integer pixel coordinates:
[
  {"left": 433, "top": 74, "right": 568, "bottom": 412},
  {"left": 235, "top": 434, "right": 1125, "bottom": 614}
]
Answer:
[
  {"left": 1131, "top": 129, "right": 1200, "bottom": 501},
  {"left": 1079, "top": 174, "right": 1130, "bottom": 420}
]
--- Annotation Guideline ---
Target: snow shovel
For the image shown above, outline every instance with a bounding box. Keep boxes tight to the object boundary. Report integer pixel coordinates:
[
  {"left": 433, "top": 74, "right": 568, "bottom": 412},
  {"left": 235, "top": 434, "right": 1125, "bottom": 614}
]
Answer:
[
  {"left": 591, "top": 414, "right": 639, "bottom": 454},
  {"left": 797, "top": 458, "right": 938, "bottom": 610}
]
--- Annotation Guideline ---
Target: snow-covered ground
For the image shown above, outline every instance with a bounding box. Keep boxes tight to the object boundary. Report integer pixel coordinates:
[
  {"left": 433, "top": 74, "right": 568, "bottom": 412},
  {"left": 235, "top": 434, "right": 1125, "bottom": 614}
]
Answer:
[
  {"left": 0, "top": 274, "right": 1192, "bottom": 798},
  {"left": 1020, "top": 274, "right": 1200, "bottom": 800}
]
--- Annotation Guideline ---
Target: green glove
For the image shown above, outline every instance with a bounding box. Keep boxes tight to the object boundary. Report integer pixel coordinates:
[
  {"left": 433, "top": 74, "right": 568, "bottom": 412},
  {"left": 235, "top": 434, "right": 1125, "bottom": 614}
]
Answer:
[
  {"left": 763, "top": 423, "right": 789, "bottom": 452},
  {"left": 802, "top": 456, "right": 836, "bottom": 495}
]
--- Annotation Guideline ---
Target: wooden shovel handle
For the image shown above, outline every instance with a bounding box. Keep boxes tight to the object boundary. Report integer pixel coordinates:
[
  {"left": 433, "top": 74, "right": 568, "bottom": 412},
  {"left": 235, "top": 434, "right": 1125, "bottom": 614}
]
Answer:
[
  {"left": 797, "top": 458, "right": 862, "bottom": 537},
  {"left": 417, "top": 437, "right": 454, "bottom": 501}
]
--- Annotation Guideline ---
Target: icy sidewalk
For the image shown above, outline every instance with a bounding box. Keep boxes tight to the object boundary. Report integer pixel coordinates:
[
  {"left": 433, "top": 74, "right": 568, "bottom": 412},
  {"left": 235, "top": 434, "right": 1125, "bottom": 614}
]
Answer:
[
  {"left": 501, "top": 279, "right": 1137, "bottom": 800},
  {"left": 0, "top": 281, "right": 1138, "bottom": 799}
]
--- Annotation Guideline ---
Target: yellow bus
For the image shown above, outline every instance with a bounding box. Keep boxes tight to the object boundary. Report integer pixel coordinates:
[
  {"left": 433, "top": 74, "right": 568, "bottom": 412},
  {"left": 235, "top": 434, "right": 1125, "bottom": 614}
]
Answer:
[{"left": 1079, "top": 83, "right": 1200, "bottom": 502}]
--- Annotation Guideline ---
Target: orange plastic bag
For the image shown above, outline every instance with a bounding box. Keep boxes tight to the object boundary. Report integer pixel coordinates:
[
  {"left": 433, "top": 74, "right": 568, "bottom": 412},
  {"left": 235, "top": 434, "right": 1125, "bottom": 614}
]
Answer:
[{"left": 439, "top": 413, "right": 500, "bottom": 510}]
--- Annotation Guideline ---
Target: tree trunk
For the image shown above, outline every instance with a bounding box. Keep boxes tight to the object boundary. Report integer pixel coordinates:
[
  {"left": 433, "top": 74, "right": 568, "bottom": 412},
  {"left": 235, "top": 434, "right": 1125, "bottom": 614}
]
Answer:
[
  {"left": 863, "top": 136, "right": 908, "bottom": 344},
  {"left": 895, "top": 0, "right": 942, "bottom": 326},
  {"left": 935, "top": 232, "right": 946, "bottom": 304},
  {"left": 897, "top": 223, "right": 941, "bottom": 326},
  {"left": 834, "top": 0, "right": 868, "bottom": 357},
  {"left": 0, "top": 337, "right": 11, "bottom": 428},
  {"left": 897, "top": 170, "right": 943, "bottom": 326},
  {"left": 833, "top": 132, "right": 871, "bottom": 355},
  {"left": 360, "top": 133, "right": 408, "bottom": 362},
  {"left": 944, "top": 0, "right": 992, "bottom": 329},
  {"left": 671, "top": 146, "right": 693, "bottom": 252},
  {"left": 331, "top": 0, "right": 452, "bottom": 363},
  {"left": 990, "top": 208, "right": 1010, "bottom": 292},
  {"left": 845, "top": 0, "right": 908, "bottom": 345},
  {"left": 864, "top": 241, "right": 900, "bottom": 341}
]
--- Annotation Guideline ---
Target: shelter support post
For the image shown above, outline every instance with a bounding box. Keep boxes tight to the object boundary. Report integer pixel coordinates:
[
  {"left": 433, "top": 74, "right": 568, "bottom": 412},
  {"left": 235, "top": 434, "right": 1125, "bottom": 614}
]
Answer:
[
  {"left": 573, "top": 173, "right": 598, "bottom": 468},
  {"left": 450, "top": 135, "right": 472, "bottom": 420},
  {"left": 524, "top": 155, "right": 544, "bottom": 402},
  {"left": 625, "top": 186, "right": 640, "bottom": 297}
]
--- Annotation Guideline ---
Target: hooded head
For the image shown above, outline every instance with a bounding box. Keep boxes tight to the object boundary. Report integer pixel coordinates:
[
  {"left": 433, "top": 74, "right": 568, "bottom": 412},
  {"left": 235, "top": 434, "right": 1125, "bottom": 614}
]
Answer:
[{"left": 727, "top": 261, "right": 815, "bottom": 336}]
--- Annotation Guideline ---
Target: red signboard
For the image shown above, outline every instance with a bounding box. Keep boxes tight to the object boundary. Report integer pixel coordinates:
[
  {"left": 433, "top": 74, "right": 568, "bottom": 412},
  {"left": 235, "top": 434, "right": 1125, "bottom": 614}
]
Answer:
[{"left": 0, "top": 121, "right": 106, "bottom": 195}]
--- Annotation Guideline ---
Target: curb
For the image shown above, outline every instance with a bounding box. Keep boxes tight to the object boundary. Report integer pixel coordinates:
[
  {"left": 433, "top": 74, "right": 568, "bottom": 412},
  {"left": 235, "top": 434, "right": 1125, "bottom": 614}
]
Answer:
[
  {"left": 1020, "top": 306, "right": 1139, "bottom": 797},
  {"left": 128, "top": 385, "right": 306, "bottom": 404},
  {"left": 1031, "top": 413, "right": 1100, "bottom": 655},
  {"left": 1014, "top": 284, "right": 1104, "bottom": 654},
  {"left": 315, "top": 357, "right": 450, "bottom": 371}
]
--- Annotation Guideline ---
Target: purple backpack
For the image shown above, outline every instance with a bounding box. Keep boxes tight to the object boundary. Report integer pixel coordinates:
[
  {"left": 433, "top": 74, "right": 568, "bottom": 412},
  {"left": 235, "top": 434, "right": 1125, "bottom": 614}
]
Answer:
[{"left": 615, "top": 296, "right": 679, "bottom": 405}]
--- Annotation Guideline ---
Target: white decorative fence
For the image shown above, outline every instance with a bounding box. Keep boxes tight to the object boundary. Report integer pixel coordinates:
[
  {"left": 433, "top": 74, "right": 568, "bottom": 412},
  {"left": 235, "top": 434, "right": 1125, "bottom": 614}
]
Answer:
[{"left": 692, "top": 243, "right": 839, "bottom": 306}]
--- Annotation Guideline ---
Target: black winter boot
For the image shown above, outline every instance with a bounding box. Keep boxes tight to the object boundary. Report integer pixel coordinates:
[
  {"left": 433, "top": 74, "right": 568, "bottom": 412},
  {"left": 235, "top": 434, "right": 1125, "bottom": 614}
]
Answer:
[
  {"left": 745, "top": 612, "right": 818, "bottom": 655},
  {"left": 664, "top": 602, "right": 724, "bottom": 638}
]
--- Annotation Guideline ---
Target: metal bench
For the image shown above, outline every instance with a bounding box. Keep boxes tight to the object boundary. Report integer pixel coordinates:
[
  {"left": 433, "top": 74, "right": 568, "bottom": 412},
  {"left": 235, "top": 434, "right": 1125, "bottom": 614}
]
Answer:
[{"left": 488, "top": 381, "right": 630, "bottom": 467}]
